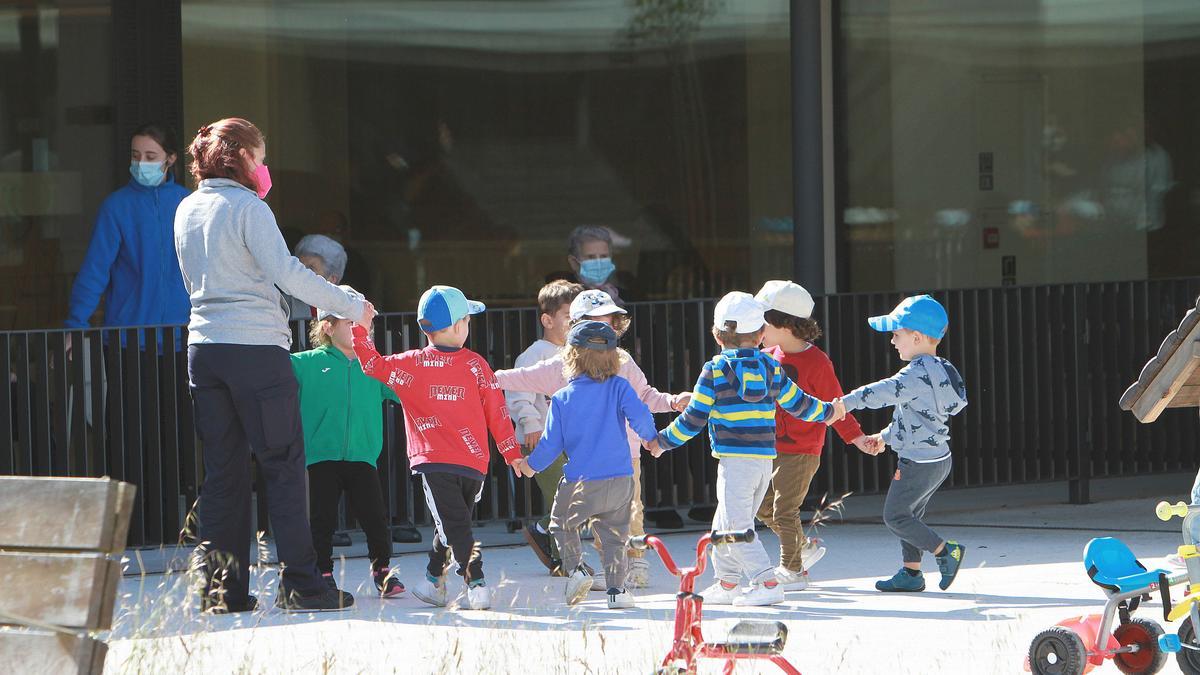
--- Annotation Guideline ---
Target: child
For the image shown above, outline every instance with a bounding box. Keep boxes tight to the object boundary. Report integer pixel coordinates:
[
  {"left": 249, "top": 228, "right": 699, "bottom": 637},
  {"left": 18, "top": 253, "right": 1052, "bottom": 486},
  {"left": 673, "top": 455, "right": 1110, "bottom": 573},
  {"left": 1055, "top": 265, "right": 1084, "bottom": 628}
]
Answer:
[
  {"left": 505, "top": 280, "right": 583, "bottom": 573},
  {"left": 754, "top": 280, "right": 876, "bottom": 590},
  {"left": 495, "top": 289, "right": 689, "bottom": 589},
  {"left": 293, "top": 288, "right": 405, "bottom": 598},
  {"left": 518, "top": 321, "right": 658, "bottom": 609},
  {"left": 646, "top": 291, "right": 841, "bottom": 606},
  {"left": 352, "top": 285, "right": 524, "bottom": 610},
  {"left": 836, "top": 294, "right": 968, "bottom": 593}
]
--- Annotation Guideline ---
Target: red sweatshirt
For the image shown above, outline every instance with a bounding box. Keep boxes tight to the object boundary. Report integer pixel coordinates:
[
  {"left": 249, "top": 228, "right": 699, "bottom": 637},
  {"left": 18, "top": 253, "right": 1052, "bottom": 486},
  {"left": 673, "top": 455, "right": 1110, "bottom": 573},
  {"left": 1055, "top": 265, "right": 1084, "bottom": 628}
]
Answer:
[
  {"left": 351, "top": 325, "right": 521, "bottom": 475},
  {"left": 768, "top": 344, "right": 864, "bottom": 455}
]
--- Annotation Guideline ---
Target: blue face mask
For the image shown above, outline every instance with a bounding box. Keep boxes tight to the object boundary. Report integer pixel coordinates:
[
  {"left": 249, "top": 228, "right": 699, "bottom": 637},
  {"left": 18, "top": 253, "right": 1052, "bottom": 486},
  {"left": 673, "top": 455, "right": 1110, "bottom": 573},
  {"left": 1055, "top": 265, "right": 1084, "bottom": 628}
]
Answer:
[
  {"left": 579, "top": 257, "right": 616, "bottom": 285},
  {"left": 130, "top": 161, "right": 166, "bottom": 187}
]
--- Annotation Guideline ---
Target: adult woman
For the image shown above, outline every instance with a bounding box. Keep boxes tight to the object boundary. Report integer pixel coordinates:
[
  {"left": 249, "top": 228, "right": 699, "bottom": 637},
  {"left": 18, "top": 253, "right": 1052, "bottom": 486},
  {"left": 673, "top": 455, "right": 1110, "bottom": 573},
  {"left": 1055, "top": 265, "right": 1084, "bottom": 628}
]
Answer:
[
  {"left": 175, "top": 118, "right": 374, "bottom": 613},
  {"left": 66, "top": 124, "right": 191, "bottom": 330},
  {"left": 547, "top": 225, "right": 638, "bottom": 306}
]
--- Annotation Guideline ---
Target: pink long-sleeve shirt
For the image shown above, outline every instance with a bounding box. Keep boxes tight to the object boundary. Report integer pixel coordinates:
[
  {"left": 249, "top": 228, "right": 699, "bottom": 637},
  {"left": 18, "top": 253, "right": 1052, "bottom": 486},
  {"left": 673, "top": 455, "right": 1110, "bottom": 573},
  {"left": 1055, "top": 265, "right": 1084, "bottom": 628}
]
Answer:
[{"left": 495, "top": 351, "right": 675, "bottom": 459}]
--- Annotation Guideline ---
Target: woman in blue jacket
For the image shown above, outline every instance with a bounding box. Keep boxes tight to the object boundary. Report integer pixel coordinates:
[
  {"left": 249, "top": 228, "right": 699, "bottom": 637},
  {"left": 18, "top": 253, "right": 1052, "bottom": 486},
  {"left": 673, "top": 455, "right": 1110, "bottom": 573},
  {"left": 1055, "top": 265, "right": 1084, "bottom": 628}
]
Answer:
[{"left": 65, "top": 123, "right": 191, "bottom": 331}]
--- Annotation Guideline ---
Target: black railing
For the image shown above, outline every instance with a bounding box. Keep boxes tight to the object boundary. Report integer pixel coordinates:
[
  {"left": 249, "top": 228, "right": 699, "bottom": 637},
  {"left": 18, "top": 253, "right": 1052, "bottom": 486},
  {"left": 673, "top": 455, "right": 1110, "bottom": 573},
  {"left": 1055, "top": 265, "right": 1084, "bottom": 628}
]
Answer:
[{"left": 4, "top": 278, "right": 1199, "bottom": 547}]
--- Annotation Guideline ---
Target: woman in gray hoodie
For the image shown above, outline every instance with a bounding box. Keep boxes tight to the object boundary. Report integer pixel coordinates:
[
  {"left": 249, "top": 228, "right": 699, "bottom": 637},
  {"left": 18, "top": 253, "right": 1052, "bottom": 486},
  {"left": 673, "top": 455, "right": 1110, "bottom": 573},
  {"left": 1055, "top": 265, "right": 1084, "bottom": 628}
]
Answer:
[{"left": 175, "top": 118, "right": 374, "bottom": 614}]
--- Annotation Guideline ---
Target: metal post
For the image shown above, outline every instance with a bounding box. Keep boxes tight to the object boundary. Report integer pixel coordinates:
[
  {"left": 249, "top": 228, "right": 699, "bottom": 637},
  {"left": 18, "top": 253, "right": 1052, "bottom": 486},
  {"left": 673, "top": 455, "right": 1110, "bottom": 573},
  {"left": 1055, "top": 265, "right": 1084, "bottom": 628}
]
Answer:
[{"left": 791, "top": 0, "right": 825, "bottom": 294}]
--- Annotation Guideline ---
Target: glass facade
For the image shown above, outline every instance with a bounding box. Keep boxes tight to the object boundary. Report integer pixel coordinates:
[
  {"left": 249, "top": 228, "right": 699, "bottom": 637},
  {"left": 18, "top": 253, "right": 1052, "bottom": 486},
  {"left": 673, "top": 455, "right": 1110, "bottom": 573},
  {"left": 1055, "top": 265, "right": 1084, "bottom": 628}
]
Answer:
[
  {"left": 181, "top": 0, "right": 793, "bottom": 313},
  {"left": 839, "top": 1, "right": 1200, "bottom": 292},
  {"left": 0, "top": 2, "right": 112, "bottom": 328},
  {"left": 5, "top": 3, "right": 1200, "bottom": 328}
]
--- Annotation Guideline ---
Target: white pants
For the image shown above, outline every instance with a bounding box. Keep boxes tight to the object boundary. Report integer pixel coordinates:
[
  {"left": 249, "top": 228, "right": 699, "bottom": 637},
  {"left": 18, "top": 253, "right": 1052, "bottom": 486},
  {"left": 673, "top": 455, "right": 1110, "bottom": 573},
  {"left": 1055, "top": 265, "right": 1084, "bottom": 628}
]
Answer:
[{"left": 711, "top": 457, "right": 775, "bottom": 584}]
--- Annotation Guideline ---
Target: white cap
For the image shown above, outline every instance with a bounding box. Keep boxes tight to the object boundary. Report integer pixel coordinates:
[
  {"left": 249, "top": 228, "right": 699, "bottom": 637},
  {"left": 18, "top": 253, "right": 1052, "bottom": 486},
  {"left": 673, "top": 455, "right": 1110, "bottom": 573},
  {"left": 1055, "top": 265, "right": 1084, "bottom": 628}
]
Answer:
[
  {"left": 317, "top": 285, "right": 365, "bottom": 321},
  {"left": 569, "top": 289, "right": 627, "bottom": 321},
  {"left": 713, "top": 291, "right": 768, "bottom": 333},
  {"left": 755, "top": 280, "right": 814, "bottom": 319}
]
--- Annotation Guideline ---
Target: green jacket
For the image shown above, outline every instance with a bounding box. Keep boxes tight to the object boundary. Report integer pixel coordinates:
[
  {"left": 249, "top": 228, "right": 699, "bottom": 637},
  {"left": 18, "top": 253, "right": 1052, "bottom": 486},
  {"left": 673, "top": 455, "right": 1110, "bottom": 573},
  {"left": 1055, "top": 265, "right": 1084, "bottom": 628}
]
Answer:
[{"left": 291, "top": 345, "right": 400, "bottom": 467}]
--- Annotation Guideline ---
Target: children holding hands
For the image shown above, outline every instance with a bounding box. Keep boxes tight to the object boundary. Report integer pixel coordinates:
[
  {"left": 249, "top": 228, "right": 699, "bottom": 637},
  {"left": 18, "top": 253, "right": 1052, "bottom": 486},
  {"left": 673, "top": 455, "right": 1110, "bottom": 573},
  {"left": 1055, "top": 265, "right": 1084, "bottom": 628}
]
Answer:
[
  {"left": 514, "top": 321, "right": 658, "bottom": 609},
  {"left": 834, "top": 295, "right": 969, "bottom": 593}
]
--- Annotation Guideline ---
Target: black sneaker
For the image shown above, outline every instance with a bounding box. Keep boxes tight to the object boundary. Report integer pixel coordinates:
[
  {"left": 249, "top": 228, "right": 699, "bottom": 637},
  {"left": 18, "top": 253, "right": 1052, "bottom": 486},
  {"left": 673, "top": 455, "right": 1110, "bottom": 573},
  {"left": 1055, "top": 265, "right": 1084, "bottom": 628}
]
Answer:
[
  {"left": 321, "top": 572, "right": 337, "bottom": 590},
  {"left": 275, "top": 587, "right": 355, "bottom": 612},
  {"left": 202, "top": 594, "right": 258, "bottom": 614},
  {"left": 332, "top": 532, "right": 353, "bottom": 547},
  {"left": 523, "top": 523, "right": 556, "bottom": 571},
  {"left": 373, "top": 567, "right": 406, "bottom": 598}
]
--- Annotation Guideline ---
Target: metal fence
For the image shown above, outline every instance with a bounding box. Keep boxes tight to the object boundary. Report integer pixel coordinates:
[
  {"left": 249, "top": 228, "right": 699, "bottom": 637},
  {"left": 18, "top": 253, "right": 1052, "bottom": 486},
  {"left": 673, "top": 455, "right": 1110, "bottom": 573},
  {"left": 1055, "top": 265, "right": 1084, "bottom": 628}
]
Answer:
[{"left": 3, "top": 278, "right": 1199, "bottom": 547}]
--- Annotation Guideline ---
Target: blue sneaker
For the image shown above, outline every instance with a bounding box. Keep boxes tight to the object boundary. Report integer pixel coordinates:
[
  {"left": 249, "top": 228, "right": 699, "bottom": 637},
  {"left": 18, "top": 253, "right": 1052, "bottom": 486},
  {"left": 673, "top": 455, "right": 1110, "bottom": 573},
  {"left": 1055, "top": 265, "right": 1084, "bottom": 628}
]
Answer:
[
  {"left": 875, "top": 568, "right": 925, "bottom": 592},
  {"left": 936, "top": 541, "right": 965, "bottom": 590}
]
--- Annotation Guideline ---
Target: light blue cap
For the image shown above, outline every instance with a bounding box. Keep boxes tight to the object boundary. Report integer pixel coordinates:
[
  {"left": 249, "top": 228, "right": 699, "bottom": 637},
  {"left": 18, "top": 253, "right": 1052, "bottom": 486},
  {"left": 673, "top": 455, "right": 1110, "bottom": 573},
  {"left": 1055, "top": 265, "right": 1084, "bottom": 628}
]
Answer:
[
  {"left": 418, "top": 285, "right": 485, "bottom": 332},
  {"left": 868, "top": 294, "right": 948, "bottom": 339}
]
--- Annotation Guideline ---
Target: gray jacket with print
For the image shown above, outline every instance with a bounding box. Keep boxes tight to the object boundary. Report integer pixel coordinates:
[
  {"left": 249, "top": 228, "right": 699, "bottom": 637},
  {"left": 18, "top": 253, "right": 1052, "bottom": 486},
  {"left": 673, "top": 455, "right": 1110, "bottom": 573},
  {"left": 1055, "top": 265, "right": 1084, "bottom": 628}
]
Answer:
[{"left": 840, "top": 354, "right": 967, "bottom": 462}]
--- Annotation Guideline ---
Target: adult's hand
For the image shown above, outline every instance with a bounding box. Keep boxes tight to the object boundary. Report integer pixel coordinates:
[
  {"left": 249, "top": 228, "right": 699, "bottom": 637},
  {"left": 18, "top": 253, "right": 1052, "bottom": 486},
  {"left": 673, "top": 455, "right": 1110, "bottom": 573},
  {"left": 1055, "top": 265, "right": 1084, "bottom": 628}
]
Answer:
[
  {"left": 358, "top": 300, "right": 377, "bottom": 329},
  {"left": 524, "top": 431, "right": 542, "bottom": 449}
]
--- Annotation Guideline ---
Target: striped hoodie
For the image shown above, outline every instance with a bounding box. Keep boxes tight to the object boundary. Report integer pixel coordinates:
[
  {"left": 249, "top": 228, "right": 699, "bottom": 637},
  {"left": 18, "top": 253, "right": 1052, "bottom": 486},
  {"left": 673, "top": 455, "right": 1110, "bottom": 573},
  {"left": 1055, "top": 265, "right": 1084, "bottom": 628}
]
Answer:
[{"left": 658, "top": 348, "right": 834, "bottom": 459}]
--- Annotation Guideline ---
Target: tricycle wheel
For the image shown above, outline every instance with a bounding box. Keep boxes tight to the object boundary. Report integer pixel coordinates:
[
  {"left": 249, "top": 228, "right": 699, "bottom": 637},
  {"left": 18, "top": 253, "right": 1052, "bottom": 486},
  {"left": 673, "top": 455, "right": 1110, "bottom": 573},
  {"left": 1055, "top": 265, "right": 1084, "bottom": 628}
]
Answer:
[
  {"left": 1178, "top": 617, "right": 1200, "bottom": 675},
  {"left": 1114, "top": 618, "right": 1167, "bottom": 674},
  {"left": 1029, "top": 626, "right": 1087, "bottom": 675}
]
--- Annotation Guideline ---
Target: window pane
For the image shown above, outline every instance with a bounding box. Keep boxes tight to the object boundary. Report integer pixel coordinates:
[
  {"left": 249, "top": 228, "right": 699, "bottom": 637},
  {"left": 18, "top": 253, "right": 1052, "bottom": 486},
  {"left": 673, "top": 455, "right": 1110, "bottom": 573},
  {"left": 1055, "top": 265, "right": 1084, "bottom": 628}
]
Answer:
[
  {"left": 839, "top": 1, "right": 1200, "bottom": 290},
  {"left": 182, "top": 0, "right": 791, "bottom": 310}
]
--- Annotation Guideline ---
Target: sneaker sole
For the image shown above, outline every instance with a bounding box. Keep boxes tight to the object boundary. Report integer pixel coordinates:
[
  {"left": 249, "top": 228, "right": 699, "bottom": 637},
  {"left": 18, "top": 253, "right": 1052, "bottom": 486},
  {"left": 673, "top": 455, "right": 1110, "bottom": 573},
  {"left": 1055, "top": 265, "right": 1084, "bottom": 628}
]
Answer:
[
  {"left": 379, "top": 588, "right": 406, "bottom": 598},
  {"left": 876, "top": 584, "right": 925, "bottom": 593},
  {"left": 276, "top": 603, "right": 354, "bottom": 613},
  {"left": 734, "top": 597, "right": 785, "bottom": 607},
  {"left": 801, "top": 546, "right": 826, "bottom": 572},
  {"left": 523, "top": 527, "right": 557, "bottom": 571},
  {"left": 607, "top": 601, "right": 636, "bottom": 609}
]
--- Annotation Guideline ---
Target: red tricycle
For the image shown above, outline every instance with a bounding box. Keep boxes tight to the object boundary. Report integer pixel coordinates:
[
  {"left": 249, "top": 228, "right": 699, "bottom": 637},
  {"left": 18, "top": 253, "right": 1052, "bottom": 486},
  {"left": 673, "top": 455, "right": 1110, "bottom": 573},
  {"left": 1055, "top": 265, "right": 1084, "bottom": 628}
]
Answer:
[{"left": 630, "top": 528, "right": 801, "bottom": 675}]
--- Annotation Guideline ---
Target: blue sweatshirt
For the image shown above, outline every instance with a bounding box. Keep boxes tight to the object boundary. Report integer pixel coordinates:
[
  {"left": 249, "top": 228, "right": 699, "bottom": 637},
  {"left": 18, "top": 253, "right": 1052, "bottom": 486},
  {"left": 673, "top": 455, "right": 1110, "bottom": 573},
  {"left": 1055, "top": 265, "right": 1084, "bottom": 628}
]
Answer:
[
  {"left": 527, "top": 374, "right": 658, "bottom": 482},
  {"left": 658, "top": 348, "right": 833, "bottom": 459},
  {"left": 66, "top": 176, "right": 192, "bottom": 328},
  {"left": 840, "top": 353, "right": 968, "bottom": 462}
]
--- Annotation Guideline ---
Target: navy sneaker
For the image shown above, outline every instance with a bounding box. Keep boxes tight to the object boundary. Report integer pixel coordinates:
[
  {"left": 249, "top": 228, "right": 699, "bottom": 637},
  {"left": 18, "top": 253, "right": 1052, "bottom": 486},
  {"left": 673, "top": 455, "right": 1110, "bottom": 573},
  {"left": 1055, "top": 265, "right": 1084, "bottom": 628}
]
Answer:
[
  {"left": 875, "top": 568, "right": 925, "bottom": 592},
  {"left": 936, "top": 541, "right": 965, "bottom": 590}
]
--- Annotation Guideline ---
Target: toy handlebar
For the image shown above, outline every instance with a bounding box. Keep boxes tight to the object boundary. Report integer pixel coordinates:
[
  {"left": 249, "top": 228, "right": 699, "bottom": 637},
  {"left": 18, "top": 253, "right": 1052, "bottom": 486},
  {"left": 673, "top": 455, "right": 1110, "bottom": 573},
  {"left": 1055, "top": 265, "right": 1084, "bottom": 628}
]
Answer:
[
  {"left": 710, "top": 528, "right": 756, "bottom": 545},
  {"left": 1157, "top": 501, "right": 1189, "bottom": 521},
  {"left": 629, "top": 535, "right": 652, "bottom": 551}
]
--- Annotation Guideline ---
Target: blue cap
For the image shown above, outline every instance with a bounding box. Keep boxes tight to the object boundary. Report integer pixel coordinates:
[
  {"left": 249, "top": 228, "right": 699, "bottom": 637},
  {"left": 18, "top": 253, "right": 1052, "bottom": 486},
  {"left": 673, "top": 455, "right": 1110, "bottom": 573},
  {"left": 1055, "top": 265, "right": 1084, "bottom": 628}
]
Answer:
[
  {"left": 418, "top": 285, "right": 485, "bottom": 332},
  {"left": 868, "top": 295, "right": 948, "bottom": 339},
  {"left": 568, "top": 320, "right": 618, "bottom": 351}
]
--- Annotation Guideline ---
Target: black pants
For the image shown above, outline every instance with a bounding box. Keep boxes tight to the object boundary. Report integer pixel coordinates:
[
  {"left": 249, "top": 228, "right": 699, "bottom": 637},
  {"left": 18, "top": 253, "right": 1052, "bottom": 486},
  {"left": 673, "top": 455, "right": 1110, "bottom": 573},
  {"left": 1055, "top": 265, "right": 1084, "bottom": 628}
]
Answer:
[
  {"left": 420, "top": 471, "right": 484, "bottom": 582},
  {"left": 188, "top": 344, "right": 324, "bottom": 602},
  {"left": 309, "top": 460, "right": 392, "bottom": 574}
]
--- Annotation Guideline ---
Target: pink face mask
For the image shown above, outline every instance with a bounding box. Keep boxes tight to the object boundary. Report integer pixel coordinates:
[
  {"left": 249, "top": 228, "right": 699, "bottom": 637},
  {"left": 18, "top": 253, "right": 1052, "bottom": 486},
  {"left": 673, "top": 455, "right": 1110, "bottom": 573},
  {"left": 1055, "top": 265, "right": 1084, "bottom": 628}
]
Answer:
[{"left": 253, "top": 164, "right": 272, "bottom": 199}]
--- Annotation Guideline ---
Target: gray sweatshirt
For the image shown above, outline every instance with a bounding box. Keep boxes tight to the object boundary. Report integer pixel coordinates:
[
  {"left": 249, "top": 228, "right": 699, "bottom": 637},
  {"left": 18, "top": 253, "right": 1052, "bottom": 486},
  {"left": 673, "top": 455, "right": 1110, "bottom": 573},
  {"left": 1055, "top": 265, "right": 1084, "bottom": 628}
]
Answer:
[
  {"left": 174, "top": 178, "right": 364, "bottom": 348},
  {"left": 840, "top": 353, "right": 967, "bottom": 462}
]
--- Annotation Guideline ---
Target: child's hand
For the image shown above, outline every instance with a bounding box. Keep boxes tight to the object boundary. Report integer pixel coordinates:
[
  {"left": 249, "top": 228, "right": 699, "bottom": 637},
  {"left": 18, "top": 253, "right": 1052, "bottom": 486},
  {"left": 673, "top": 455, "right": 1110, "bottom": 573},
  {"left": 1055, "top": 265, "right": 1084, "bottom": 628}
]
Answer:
[
  {"left": 671, "top": 392, "right": 692, "bottom": 412},
  {"left": 850, "top": 435, "right": 876, "bottom": 455},
  {"left": 511, "top": 457, "right": 536, "bottom": 478},
  {"left": 642, "top": 437, "right": 663, "bottom": 457},
  {"left": 524, "top": 431, "right": 542, "bottom": 449},
  {"left": 863, "top": 434, "right": 886, "bottom": 455},
  {"left": 825, "top": 399, "right": 847, "bottom": 426}
]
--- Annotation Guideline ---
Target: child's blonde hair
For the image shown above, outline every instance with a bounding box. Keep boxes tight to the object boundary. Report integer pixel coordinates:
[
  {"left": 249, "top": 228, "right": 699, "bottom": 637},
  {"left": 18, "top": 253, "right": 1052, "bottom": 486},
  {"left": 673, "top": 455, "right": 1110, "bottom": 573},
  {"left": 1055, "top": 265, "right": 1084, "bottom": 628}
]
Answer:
[
  {"left": 562, "top": 345, "right": 625, "bottom": 382},
  {"left": 309, "top": 318, "right": 334, "bottom": 348}
]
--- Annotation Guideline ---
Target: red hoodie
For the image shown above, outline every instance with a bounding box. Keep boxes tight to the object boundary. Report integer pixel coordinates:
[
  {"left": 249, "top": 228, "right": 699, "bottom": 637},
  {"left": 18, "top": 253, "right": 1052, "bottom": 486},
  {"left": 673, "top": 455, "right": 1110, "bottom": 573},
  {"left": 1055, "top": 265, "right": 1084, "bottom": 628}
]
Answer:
[
  {"left": 768, "top": 344, "right": 864, "bottom": 455},
  {"left": 351, "top": 325, "right": 521, "bottom": 475}
]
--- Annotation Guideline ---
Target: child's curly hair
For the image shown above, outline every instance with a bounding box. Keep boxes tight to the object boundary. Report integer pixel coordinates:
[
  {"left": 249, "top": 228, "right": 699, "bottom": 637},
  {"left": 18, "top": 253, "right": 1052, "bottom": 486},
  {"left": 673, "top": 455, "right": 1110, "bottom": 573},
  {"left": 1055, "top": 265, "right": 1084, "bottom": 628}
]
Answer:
[
  {"left": 764, "top": 309, "right": 822, "bottom": 342},
  {"left": 562, "top": 344, "right": 626, "bottom": 381}
]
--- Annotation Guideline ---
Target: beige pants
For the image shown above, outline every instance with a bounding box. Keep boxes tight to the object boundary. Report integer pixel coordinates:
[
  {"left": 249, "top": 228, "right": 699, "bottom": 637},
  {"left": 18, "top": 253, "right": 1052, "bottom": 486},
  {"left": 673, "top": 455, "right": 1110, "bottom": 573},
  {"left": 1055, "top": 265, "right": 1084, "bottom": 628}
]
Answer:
[{"left": 756, "top": 453, "right": 821, "bottom": 573}]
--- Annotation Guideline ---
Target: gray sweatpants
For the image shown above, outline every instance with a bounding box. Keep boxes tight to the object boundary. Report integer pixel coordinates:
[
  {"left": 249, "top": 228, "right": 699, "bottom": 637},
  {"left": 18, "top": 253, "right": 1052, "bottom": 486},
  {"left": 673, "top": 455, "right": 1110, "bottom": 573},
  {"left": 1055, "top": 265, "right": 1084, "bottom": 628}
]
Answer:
[
  {"left": 711, "top": 457, "right": 775, "bottom": 585},
  {"left": 550, "top": 475, "right": 634, "bottom": 590},
  {"left": 883, "top": 456, "right": 952, "bottom": 563}
]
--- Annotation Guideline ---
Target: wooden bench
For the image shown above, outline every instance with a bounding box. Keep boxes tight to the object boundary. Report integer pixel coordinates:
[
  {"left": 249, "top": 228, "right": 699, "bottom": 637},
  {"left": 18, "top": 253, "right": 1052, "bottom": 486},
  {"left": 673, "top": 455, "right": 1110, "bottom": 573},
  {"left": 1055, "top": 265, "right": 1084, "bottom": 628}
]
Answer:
[{"left": 0, "top": 476, "right": 135, "bottom": 674}]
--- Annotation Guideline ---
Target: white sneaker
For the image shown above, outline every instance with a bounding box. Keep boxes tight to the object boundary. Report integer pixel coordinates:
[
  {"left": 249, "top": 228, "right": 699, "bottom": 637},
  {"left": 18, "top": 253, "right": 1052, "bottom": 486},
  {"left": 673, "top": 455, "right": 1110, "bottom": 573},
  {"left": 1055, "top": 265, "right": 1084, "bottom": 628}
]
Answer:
[
  {"left": 734, "top": 582, "right": 785, "bottom": 606},
  {"left": 566, "top": 567, "right": 593, "bottom": 605},
  {"left": 626, "top": 558, "right": 650, "bottom": 589},
  {"left": 412, "top": 574, "right": 447, "bottom": 607},
  {"left": 801, "top": 538, "right": 826, "bottom": 572},
  {"left": 699, "top": 582, "right": 741, "bottom": 605},
  {"left": 590, "top": 570, "right": 607, "bottom": 591},
  {"left": 774, "top": 566, "right": 809, "bottom": 591},
  {"left": 466, "top": 583, "right": 492, "bottom": 610},
  {"left": 606, "top": 587, "right": 636, "bottom": 609}
]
